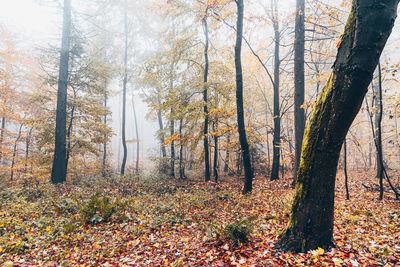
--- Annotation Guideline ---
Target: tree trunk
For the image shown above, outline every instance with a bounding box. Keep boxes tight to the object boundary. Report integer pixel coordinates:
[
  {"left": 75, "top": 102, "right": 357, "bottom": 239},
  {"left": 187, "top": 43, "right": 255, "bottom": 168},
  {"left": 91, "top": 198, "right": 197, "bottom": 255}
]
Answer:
[
  {"left": 236, "top": 150, "right": 242, "bottom": 175},
  {"left": 0, "top": 116, "right": 5, "bottom": 163},
  {"left": 25, "top": 127, "right": 33, "bottom": 174},
  {"left": 271, "top": 16, "right": 281, "bottom": 181},
  {"left": 170, "top": 116, "right": 175, "bottom": 178},
  {"left": 157, "top": 109, "right": 167, "bottom": 158},
  {"left": 120, "top": 0, "right": 128, "bottom": 176},
  {"left": 265, "top": 112, "right": 271, "bottom": 173},
  {"left": 132, "top": 94, "right": 140, "bottom": 174},
  {"left": 293, "top": 0, "right": 305, "bottom": 186},
  {"left": 102, "top": 87, "right": 108, "bottom": 177},
  {"left": 344, "top": 138, "right": 350, "bottom": 200},
  {"left": 202, "top": 15, "right": 211, "bottom": 182},
  {"left": 168, "top": 41, "right": 176, "bottom": 178},
  {"left": 235, "top": 0, "right": 254, "bottom": 194},
  {"left": 372, "top": 77, "right": 383, "bottom": 180},
  {"left": 376, "top": 63, "right": 384, "bottom": 200},
  {"left": 368, "top": 127, "right": 372, "bottom": 170},
  {"left": 224, "top": 133, "right": 230, "bottom": 173},
  {"left": 365, "top": 84, "right": 400, "bottom": 199},
  {"left": 51, "top": 0, "right": 71, "bottom": 184},
  {"left": 65, "top": 100, "right": 75, "bottom": 173},
  {"left": 277, "top": 0, "right": 398, "bottom": 252},
  {"left": 117, "top": 92, "right": 122, "bottom": 170},
  {"left": 11, "top": 124, "right": 23, "bottom": 181},
  {"left": 213, "top": 122, "right": 219, "bottom": 182},
  {"left": 178, "top": 118, "right": 186, "bottom": 180}
]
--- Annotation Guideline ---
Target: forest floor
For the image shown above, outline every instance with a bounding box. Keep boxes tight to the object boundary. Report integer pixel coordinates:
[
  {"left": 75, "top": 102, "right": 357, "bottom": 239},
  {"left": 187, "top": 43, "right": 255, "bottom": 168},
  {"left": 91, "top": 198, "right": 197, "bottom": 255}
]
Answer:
[{"left": 0, "top": 172, "right": 399, "bottom": 266}]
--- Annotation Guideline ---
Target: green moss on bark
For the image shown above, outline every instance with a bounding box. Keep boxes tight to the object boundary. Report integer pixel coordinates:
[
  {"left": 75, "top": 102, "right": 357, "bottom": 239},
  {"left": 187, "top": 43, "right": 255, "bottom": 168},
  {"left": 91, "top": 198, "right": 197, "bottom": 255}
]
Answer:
[{"left": 276, "top": 0, "right": 399, "bottom": 253}]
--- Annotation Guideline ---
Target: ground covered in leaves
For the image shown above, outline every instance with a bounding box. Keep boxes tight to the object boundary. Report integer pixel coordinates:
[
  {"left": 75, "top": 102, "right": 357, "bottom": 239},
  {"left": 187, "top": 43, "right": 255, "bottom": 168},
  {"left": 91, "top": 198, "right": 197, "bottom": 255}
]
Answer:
[{"left": 0, "top": 172, "right": 399, "bottom": 266}]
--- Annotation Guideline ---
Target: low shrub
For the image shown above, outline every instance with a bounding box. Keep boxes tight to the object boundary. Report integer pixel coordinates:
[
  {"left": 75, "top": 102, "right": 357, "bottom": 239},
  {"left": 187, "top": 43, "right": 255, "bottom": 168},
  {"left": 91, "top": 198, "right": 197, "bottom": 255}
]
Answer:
[
  {"left": 204, "top": 218, "right": 253, "bottom": 246},
  {"left": 223, "top": 219, "right": 253, "bottom": 246},
  {"left": 80, "top": 194, "right": 117, "bottom": 225},
  {"left": 23, "top": 186, "right": 44, "bottom": 202},
  {"left": 54, "top": 198, "right": 79, "bottom": 215}
]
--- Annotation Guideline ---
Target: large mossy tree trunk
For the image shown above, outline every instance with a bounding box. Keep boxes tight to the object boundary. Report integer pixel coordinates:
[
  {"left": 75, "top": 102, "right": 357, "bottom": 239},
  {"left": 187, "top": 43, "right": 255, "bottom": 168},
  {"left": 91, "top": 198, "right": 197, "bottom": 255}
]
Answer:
[{"left": 277, "top": 0, "right": 399, "bottom": 252}]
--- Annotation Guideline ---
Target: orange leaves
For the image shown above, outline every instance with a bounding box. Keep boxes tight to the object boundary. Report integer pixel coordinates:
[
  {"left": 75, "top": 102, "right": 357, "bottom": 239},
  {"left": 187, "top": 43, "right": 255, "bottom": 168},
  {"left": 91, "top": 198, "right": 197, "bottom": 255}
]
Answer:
[
  {"left": 1, "top": 173, "right": 399, "bottom": 265},
  {"left": 164, "top": 133, "right": 180, "bottom": 145},
  {"left": 208, "top": 107, "right": 235, "bottom": 120},
  {"left": 206, "top": 0, "right": 227, "bottom": 8}
]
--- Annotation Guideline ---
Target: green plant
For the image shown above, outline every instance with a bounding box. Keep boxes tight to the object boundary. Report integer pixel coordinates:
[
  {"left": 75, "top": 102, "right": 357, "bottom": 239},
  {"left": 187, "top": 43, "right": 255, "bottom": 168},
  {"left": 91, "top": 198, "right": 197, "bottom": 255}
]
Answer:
[
  {"left": 54, "top": 198, "right": 78, "bottom": 215},
  {"left": 62, "top": 220, "right": 79, "bottom": 234},
  {"left": 80, "top": 194, "right": 117, "bottom": 225},
  {"left": 205, "top": 222, "right": 224, "bottom": 242},
  {"left": 0, "top": 191, "right": 14, "bottom": 201},
  {"left": 223, "top": 219, "right": 253, "bottom": 246},
  {"left": 23, "top": 186, "right": 44, "bottom": 202},
  {"left": 216, "top": 191, "right": 231, "bottom": 201}
]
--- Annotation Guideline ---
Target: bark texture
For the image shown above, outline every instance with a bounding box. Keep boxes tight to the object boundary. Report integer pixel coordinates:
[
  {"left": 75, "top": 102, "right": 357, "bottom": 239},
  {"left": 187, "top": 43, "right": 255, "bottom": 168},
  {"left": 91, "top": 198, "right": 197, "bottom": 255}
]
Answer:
[
  {"left": 235, "top": 0, "right": 254, "bottom": 194},
  {"left": 120, "top": 0, "right": 128, "bottom": 176},
  {"left": 157, "top": 109, "right": 167, "bottom": 159},
  {"left": 178, "top": 118, "right": 186, "bottom": 180},
  {"left": 11, "top": 124, "right": 23, "bottom": 181},
  {"left": 170, "top": 116, "right": 175, "bottom": 178},
  {"left": 344, "top": 139, "right": 350, "bottom": 200},
  {"left": 202, "top": 15, "right": 211, "bottom": 182},
  {"left": 102, "top": 88, "right": 108, "bottom": 177},
  {"left": 293, "top": 0, "right": 305, "bottom": 185},
  {"left": 0, "top": 116, "right": 5, "bottom": 163},
  {"left": 277, "top": 0, "right": 399, "bottom": 252},
  {"left": 132, "top": 95, "right": 140, "bottom": 174},
  {"left": 25, "top": 127, "right": 33, "bottom": 174},
  {"left": 270, "top": 20, "right": 281, "bottom": 181},
  {"left": 51, "top": 0, "right": 71, "bottom": 184},
  {"left": 376, "top": 63, "right": 384, "bottom": 200},
  {"left": 213, "top": 122, "right": 219, "bottom": 182}
]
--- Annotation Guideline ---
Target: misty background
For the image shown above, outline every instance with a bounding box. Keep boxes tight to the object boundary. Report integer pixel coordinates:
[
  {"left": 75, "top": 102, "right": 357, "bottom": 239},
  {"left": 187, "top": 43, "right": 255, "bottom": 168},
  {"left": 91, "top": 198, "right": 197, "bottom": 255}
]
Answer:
[{"left": 0, "top": 0, "right": 160, "bottom": 171}]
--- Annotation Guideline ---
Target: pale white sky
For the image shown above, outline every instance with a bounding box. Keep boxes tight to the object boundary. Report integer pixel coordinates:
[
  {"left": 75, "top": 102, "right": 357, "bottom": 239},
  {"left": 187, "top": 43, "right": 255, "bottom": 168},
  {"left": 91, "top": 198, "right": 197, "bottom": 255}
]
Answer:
[{"left": 0, "top": 0, "right": 60, "bottom": 45}]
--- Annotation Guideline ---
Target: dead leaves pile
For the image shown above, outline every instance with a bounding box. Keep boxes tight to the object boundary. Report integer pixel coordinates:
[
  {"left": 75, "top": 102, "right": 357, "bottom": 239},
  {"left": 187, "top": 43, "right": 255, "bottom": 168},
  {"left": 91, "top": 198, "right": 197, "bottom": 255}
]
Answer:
[{"left": 0, "top": 172, "right": 399, "bottom": 266}]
